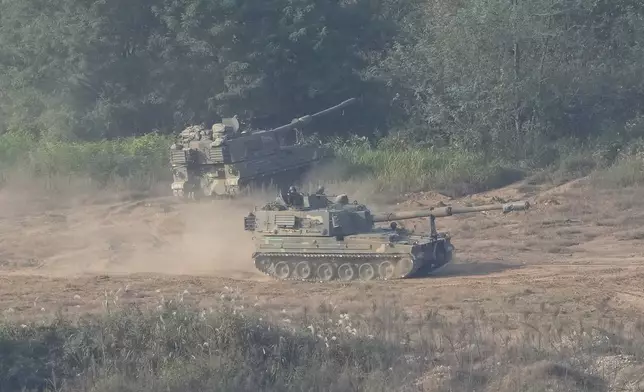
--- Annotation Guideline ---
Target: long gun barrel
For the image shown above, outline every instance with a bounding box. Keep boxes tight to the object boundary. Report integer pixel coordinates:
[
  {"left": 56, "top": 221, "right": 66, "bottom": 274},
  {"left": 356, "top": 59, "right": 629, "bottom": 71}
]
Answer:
[
  {"left": 371, "top": 201, "right": 530, "bottom": 222},
  {"left": 257, "top": 98, "right": 357, "bottom": 134}
]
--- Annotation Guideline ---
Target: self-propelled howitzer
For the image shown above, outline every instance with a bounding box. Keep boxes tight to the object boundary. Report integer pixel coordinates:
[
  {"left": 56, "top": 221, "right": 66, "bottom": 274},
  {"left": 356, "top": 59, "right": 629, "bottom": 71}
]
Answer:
[
  {"left": 243, "top": 191, "right": 530, "bottom": 282},
  {"left": 169, "top": 98, "right": 357, "bottom": 199}
]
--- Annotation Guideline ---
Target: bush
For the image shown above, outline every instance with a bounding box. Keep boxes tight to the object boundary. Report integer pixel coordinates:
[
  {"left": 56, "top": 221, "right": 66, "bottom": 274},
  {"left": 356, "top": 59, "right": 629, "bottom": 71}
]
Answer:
[
  {"left": 2, "top": 299, "right": 644, "bottom": 391},
  {"left": 6, "top": 130, "right": 644, "bottom": 199},
  {"left": 333, "top": 141, "right": 525, "bottom": 196},
  {"left": 591, "top": 154, "right": 644, "bottom": 188},
  {"left": 0, "top": 132, "right": 172, "bottom": 192},
  {"left": 0, "top": 303, "right": 422, "bottom": 392}
]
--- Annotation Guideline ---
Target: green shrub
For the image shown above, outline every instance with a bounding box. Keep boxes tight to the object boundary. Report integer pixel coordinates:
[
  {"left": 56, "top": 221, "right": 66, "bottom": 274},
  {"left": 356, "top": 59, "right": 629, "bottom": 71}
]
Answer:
[
  {"left": 333, "top": 142, "right": 525, "bottom": 196},
  {"left": 5, "top": 130, "right": 644, "bottom": 198},
  {"left": 0, "top": 132, "right": 172, "bottom": 192},
  {"left": 591, "top": 154, "right": 644, "bottom": 188}
]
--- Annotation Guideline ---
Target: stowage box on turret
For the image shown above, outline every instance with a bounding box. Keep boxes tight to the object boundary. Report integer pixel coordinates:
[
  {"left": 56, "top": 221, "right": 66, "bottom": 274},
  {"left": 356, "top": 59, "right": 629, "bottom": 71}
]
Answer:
[
  {"left": 243, "top": 188, "right": 531, "bottom": 282},
  {"left": 169, "top": 98, "right": 357, "bottom": 199}
]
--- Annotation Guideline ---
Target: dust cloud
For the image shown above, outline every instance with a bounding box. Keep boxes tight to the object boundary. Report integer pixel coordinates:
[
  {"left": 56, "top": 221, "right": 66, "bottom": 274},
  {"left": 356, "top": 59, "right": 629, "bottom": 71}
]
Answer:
[
  {"left": 107, "top": 198, "right": 266, "bottom": 279},
  {"left": 0, "top": 182, "right": 267, "bottom": 281}
]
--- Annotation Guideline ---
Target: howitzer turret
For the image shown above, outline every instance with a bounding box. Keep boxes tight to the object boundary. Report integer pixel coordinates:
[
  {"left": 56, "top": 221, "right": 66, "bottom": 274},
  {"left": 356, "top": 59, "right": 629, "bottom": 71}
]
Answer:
[
  {"left": 168, "top": 98, "right": 357, "bottom": 199},
  {"left": 244, "top": 189, "right": 531, "bottom": 282}
]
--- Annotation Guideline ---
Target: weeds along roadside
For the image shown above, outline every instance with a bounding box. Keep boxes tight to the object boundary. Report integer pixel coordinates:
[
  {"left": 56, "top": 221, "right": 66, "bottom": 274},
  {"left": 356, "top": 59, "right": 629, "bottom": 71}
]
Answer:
[
  {"left": 1, "top": 289, "right": 644, "bottom": 392},
  {"left": 3, "top": 131, "right": 644, "bottom": 199}
]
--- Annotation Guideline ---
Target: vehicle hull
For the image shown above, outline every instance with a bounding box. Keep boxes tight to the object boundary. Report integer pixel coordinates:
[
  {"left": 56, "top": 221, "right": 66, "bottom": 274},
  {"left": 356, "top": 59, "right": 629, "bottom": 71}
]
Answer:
[{"left": 251, "top": 234, "right": 454, "bottom": 281}]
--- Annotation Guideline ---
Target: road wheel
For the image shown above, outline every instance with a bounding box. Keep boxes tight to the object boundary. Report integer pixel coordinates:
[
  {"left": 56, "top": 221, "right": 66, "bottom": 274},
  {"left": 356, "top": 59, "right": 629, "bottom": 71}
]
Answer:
[
  {"left": 317, "top": 263, "right": 335, "bottom": 281},
  {"left": 338, "top": 263, "right": 356, "bottom": 281},
  {"left": 274, "top": 261, "right": 291, "bottom": 279},
  {"left": 358, "top": 263, "right": 375, "bottom": 281},
  {"left": 295, "top": 261, "right": 313, "bottom": 280},
  {"left": 378, "top": 260, "right": 395, "bottom": 280}
]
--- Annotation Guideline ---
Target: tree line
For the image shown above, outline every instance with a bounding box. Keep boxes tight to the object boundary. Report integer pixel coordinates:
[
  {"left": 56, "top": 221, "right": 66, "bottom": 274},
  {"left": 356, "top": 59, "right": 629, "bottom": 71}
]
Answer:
[{"left": 1, "top": 0, "right": 643, "bottom": 161}]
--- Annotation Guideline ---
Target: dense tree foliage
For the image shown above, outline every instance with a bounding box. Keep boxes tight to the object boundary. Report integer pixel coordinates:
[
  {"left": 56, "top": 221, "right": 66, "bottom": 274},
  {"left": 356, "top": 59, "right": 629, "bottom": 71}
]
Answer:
[
  {"left": 0, "top": 0, "right": 412, "bottom": 140},
  {"left": 375, "top": 0, "right": 644, "bottom": 159},
  {"left": 1, "top": 0, "right": 643, "bottom": 157}
]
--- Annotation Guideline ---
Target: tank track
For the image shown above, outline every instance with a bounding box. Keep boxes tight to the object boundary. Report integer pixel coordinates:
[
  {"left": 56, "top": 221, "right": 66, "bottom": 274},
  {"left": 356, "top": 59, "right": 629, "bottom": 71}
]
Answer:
[{"left": 253, "top": 250, "right": 451, "bottom": 282}]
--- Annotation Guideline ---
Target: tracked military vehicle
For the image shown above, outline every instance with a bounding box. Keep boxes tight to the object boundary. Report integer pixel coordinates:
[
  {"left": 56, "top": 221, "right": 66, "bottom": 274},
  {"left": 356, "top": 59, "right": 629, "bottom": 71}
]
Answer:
[
  {"left": 243, "top": 188, "right": 531, "bottom": 282},
  {"left": 169, "top": 98, "right": 356, "bottom": 199}
]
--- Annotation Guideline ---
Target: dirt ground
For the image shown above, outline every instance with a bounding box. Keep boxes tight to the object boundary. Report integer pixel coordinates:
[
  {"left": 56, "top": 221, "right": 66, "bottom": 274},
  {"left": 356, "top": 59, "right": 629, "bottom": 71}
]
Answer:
[{"left": 1, "top": 177, "right": 644, "bottom": 328}]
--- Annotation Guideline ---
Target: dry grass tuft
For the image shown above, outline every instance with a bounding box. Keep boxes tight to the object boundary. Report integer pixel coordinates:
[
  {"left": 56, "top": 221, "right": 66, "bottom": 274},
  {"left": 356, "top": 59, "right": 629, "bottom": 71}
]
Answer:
[{"left": 0, "top": 296, "right": 643, "bottom": 392}]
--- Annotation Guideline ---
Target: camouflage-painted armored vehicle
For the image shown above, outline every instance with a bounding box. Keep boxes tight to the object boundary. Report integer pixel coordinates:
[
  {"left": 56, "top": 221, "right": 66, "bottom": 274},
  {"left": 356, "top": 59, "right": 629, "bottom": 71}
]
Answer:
[
  {"left": 243, "top": 188, "right": 531, "bottom": 282},
  {"left": 169, "top": 98, "right": 357, "bottom": 199}
]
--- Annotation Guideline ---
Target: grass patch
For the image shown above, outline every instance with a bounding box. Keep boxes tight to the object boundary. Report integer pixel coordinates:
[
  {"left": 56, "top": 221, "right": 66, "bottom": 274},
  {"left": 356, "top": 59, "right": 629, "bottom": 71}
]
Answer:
[
  {"left": 2, "top": 299, "right": 644, "bottom": 391},
  {"left": 0, "top": 132, "right": 528, "bottom": 198},
  {"left": 0, "top": 132, "right": 172, "bottom": 193},
  {"left": 591, "top": 154, "right": 644, "bottom": 188},
  {"left": 4, "top": 130, "right": 644, "bottom": 200},
  {"left": 0, "top": 303, "right": 420, "bottom": 392},
  {"left": 524, "top": 151, "right": 599, "bottom": 187},
  {"left": 333, "top": 143, "right": 525, "bottom": 196}
]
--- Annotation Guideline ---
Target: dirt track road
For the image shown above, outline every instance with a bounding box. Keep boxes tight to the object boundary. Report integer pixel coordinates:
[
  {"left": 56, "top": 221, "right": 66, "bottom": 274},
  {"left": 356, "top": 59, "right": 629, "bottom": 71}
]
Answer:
[{"left": 1, "top": 179, "right": 644, "bottom": 324}]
